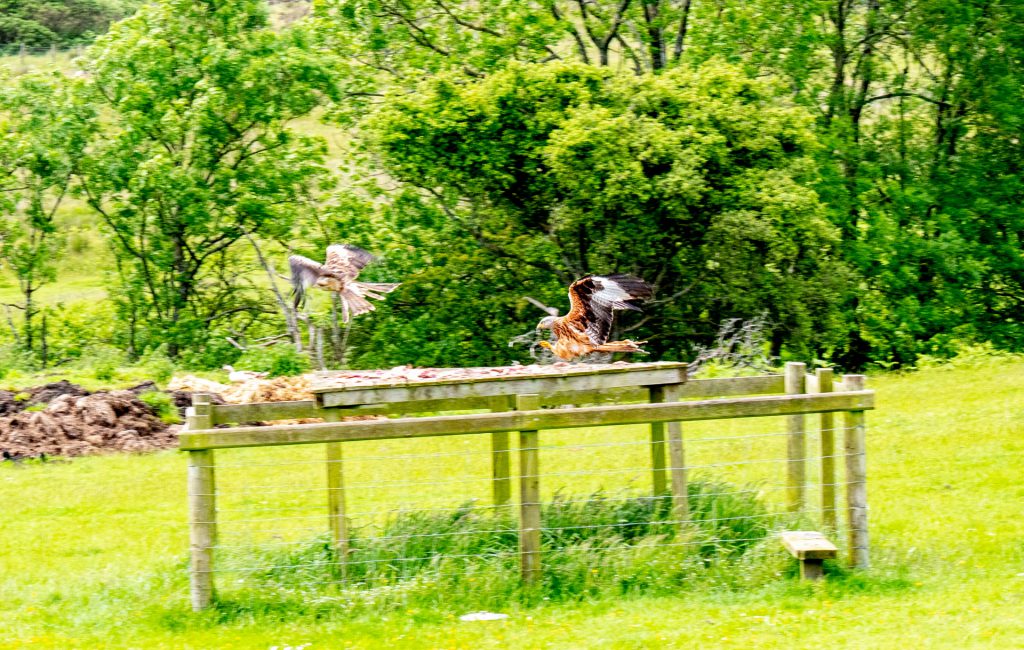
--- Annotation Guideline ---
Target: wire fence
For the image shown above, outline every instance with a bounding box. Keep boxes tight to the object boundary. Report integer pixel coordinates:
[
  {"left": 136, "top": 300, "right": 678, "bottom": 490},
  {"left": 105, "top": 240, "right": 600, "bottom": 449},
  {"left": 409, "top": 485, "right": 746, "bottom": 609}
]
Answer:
[
  {"left": 0, "top": 44, "right": 87, "bottom": 57},
  {"left": 197, "top": 417, "right": 862, "bottom": 608}
]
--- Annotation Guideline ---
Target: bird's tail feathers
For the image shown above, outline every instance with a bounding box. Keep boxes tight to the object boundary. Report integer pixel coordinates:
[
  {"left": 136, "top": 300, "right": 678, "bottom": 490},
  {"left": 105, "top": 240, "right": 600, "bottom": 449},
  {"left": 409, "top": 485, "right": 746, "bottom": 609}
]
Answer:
[
  {"left": 594, "top": 339, "right": 648, "bottom": 354},
  {"left": 339, "top": 283, "right": 401, "bottom": 322},
  {"left": 339, "top": 289, "right": 375, "bottom": 323},
  {"left": 354, "top": 282, "right": 402, "bottom": 300}
]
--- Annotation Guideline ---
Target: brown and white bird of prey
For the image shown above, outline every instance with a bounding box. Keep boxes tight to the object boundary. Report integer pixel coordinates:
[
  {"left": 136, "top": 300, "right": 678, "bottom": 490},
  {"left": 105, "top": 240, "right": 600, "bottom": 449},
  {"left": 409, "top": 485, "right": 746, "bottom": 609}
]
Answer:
[
  {"left": 536, "top": 275, "right": 653, "bottom": 361},
  {"left": 289, "top": 244, "right": 401, "bottom": 322}
]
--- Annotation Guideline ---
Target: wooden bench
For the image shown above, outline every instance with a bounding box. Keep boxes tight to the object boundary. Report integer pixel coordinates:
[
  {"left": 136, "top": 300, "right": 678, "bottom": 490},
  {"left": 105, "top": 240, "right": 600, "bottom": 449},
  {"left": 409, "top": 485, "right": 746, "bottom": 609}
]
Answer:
[{"left": 781, "top": 531, "right": 838, "bottom": 580}]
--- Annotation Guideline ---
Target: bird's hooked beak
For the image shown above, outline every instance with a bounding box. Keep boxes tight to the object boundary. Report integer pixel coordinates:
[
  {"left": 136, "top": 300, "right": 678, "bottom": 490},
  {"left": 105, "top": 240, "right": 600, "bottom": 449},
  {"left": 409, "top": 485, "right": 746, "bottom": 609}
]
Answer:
[{"left": 536, "top": 316, "right": 557, "bottom": 331}]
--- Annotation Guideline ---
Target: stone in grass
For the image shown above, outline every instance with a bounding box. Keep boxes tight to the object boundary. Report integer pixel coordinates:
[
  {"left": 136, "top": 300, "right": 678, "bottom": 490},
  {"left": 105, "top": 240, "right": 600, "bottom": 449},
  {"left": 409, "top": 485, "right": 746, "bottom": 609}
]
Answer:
[{"left": 459, "top": 612, "right": 509, "bottom": 622}]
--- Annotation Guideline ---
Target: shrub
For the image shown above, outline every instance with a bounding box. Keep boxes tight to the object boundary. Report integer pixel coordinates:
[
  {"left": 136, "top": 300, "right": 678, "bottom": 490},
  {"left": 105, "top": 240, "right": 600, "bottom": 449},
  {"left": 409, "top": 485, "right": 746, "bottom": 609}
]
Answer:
[
  {"left": 236, "top": 345, "right": 311, "bottom": 378},
  {"left": 137, "top": 390, "right": 181, "bottom": 424}
]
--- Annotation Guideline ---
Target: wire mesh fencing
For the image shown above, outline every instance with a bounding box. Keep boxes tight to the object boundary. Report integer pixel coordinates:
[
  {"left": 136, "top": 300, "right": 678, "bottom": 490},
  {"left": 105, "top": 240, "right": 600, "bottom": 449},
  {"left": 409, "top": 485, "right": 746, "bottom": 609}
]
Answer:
[{"left": 192, "top": 411, "right": 864, "bottom": 612}]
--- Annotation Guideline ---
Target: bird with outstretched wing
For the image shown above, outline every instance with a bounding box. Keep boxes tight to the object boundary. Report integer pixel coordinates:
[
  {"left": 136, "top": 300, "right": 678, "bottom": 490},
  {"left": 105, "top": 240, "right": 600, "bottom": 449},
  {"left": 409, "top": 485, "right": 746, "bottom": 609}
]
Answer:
[
  {"left": 289, "top": 244, "right": 401, "bottom": 322},
  {"left": 535, "top": 274, "right": 653, "bottom": 361}
]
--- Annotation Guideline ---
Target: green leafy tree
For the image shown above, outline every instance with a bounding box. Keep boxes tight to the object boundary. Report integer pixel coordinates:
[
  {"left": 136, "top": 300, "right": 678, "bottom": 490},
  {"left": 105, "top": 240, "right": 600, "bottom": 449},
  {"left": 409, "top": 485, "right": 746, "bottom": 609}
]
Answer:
[
  {"left": 0, "top": 72, "right": 94, "bottom": 358},
  {"left": 77, "top": 0, "right": 337, "bottom": 357},
  {"left": 362, "top": 62, "right": 843, "bottom": 363}
]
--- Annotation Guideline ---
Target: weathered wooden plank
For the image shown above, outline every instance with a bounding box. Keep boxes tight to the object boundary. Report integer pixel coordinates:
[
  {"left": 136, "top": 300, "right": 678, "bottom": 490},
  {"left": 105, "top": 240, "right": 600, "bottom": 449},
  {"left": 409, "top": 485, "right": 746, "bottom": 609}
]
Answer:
[
  {"left": 491, "top": 395, "right": 515, "bottom": 506},
  {"left": 781, "top": 530, "right": 839, "bottom": 560},
  {"left": 211, "top": 400, "right": 320, "bottom": 424},
  {"left": 664, "top": 384, "right": 689, "bottom": 530},
  {"left": 179, "top": 391, "right": 875, "bottom": 450},
  {"left": 785, "top": 363, "right": 807, "bottom": 513},
  {"left": 187, "top": 448, "right": 215, "bottom": 611},
  {"left": 517, "top": 394, "right": 541, "bottom": 585},
  {"left": 313, "top": 362, "right": 687, "bottom": 393},
  {"left": 843, "top": 374, "right": 869, "bottom": 569},
  {"left": 205, "top": 375, "right": 787, "bottom": 427},
  {"left": 316, "top": 365, "right": 687, "bottom": 407},
  {"left": 817, "top": 368, "right": 837, "bottom": 530},
  {"left": 649, "top": 386, "right": 668, "bottom": 496}
]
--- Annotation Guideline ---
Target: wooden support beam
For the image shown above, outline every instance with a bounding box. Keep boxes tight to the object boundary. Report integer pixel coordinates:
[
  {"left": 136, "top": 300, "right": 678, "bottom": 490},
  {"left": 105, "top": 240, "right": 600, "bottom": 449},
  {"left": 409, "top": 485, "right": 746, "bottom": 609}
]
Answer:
[
  {"left": 664, "top": 383, "right": 689, "bottom": 531},
  {"left": 180, "top": 391, "right": 875, "bottom": 451},
  {"left": 492, "top": 396, "right": 515, "bottom": 507},
  {"left": 324, "top": 405, "right": 349, "bottom": 580},
  {"left": 187, "top": 394, "right": 215, "bottom": 611},
  {"left": 785, "top": 363, "right": 807, "bottom": 512},
  {"left": 517, "top": 394, "right": 542, "bottom": 586},
  {"left": 781, "top": 530, "right": 838, "bottom": 581},
  {"left": 816, "top": 368, "right": 837, "bottom": 530},
  {"left": 649, "top": 386, "right": 668, "bottom": 496},
  {"left": 205, "top": 375, "right": 788, "bottom": 426},
  {"left": 843, "top": 375, "right": 869, "bottom": 569}
]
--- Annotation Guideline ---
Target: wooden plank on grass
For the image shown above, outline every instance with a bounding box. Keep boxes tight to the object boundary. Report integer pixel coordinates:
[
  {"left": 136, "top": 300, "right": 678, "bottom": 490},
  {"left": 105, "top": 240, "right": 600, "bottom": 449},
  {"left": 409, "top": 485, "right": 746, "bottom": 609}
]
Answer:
[{"left": 179, "top": 391, "right": 875, "bottom": 450}]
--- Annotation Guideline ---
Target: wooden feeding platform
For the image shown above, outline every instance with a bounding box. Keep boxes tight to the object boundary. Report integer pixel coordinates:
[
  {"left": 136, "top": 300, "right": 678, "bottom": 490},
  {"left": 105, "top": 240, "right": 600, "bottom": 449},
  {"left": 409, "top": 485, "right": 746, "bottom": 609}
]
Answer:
[{"left": 180, "top": 362, "right": 875, "bottom": 611}]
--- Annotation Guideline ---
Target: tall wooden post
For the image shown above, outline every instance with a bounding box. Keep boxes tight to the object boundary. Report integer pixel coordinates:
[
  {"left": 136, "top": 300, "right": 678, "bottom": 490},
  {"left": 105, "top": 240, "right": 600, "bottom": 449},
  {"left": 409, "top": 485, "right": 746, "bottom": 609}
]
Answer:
[
  {"left": 785, "top": 362, "right": 807, "bottom": 512},
  {"left": 517, "top": 394, "right": 542, "bottom": 586},
  {"left": 817, "top": 368, "right": 837, "bottom": 530},
  {"left": 187, "top": 394, "right": 215, "bottom": 611},
  {"left": 664, "top": 384, "right": 689, "bottom": 530},
  {"left": 492, "top": 396, "right": 515, "bottom": 507},
  {"left": 649, "top": 386, "right": 668, "bottom": 496},
  {"left": 323, "top": 409, "right": 349, "bottom": 577},
  {"left": 842, "top": 374, "right": 869, "bottom": 569}
]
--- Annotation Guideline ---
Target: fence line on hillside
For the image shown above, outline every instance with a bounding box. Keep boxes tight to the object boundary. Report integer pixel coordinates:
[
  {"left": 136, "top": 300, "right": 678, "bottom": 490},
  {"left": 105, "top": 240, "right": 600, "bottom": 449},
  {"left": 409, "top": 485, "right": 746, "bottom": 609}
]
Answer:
[{"left": 181, "top": 362, "right": 873, "bottom": 611}]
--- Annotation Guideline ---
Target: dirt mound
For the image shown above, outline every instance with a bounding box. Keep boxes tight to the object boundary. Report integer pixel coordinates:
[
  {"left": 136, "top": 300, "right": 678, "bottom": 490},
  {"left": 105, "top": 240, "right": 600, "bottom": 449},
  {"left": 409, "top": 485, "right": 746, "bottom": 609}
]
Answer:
[
  {"left": 30, "top": 380, "right": 91, "bottom": 404},
  {"left": 0, "top": 390, "right": 174, "bottom": 460}
]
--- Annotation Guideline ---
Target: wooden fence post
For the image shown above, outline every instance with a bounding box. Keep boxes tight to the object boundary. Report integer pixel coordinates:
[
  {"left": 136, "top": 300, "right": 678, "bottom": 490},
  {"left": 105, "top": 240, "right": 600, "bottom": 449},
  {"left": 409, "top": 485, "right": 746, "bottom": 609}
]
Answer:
[
  {"left": 842, "top": 374, "right": 869, "bottom": 569},
  {"left": 187, "top": 394, "right": 215, "bottom": 611},
  {"left": 649, "top": 386, "right": 668, "bottom": 496},
  {"left": 817, "top": 368, "right": 837, "bottom": 530},
  {"left": 664, "top": 383, "right": 689, "bottom": 531},
  {"left": 323, "top": 409, "right": 349, "bottom": 578},
  {"left": 492, "top": 396, "right": 515, "bottom": 507},
  {"left": 517, "top": 394, "right": 541, "bottom": 586},
  {"left": 785, "top": 362, "right": 807, "bottom": 512}
]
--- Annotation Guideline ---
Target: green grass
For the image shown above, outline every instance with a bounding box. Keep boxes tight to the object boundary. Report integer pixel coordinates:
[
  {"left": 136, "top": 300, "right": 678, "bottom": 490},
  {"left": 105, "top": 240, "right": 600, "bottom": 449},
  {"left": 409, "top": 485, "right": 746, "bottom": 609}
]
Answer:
[{"left": 2, "top": 359, "right": 1023, "bottom": 648}]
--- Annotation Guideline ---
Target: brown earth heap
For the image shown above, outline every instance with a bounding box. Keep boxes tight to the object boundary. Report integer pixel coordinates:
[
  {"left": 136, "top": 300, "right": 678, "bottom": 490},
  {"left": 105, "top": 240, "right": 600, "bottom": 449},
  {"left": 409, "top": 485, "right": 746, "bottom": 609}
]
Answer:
[{"left": 0, "top": 390, "right": 174, "bottom": 459}]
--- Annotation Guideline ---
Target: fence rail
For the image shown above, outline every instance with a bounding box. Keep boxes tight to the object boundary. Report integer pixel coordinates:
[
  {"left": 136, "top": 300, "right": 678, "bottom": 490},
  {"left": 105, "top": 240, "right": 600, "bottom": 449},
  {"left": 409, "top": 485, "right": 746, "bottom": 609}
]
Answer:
[{"left": 181, "top": 362, "right": 874, "bottom": 611}]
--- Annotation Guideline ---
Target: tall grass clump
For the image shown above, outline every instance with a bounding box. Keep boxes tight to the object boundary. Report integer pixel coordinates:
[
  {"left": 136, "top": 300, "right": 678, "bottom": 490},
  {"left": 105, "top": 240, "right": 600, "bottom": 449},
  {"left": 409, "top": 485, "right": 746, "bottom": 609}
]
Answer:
[{"left": 214, "top": 479, "right": 787, "bottom": 618}]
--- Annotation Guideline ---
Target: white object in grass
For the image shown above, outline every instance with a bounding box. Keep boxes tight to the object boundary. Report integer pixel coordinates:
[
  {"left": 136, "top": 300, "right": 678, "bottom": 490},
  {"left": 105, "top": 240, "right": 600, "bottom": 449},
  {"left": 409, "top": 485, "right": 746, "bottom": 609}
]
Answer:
[{"left": 459, "top": 611, "right": 509, "bottom": 621}]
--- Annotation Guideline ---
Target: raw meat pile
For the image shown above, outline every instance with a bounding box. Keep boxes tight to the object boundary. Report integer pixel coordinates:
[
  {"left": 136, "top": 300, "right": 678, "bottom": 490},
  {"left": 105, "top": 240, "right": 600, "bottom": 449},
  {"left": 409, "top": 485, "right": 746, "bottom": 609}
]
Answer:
[
  {"left": 313, "top": 361, "right": 638, "bottom": 390},
  {"left": 168, "top": 374, "right": 314, "bottom": 403}
]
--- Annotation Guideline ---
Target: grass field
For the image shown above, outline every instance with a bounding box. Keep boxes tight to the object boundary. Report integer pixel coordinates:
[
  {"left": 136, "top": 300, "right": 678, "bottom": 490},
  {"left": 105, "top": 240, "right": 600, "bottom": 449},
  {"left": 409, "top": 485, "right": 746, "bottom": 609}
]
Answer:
[{"left": 2, "top": 358, "right": 1023, "bottom": 649}]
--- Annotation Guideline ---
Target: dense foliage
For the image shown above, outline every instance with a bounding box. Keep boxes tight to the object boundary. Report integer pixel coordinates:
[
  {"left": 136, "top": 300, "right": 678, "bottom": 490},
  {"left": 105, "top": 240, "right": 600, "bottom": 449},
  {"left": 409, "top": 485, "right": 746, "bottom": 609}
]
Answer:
[
  {"left": 0, "top": 0, "right": 1022, "bottom": 372},
  {"left": 0, "top": 0, "right": 132, "bottom": 48}
]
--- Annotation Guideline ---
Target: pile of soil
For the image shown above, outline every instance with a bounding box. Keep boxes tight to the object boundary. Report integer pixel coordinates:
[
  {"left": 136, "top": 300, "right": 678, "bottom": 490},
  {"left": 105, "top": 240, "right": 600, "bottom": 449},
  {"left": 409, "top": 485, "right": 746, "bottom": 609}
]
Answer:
[{"left": 0, "top": 385, "right": 175, "bottom": 460}]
